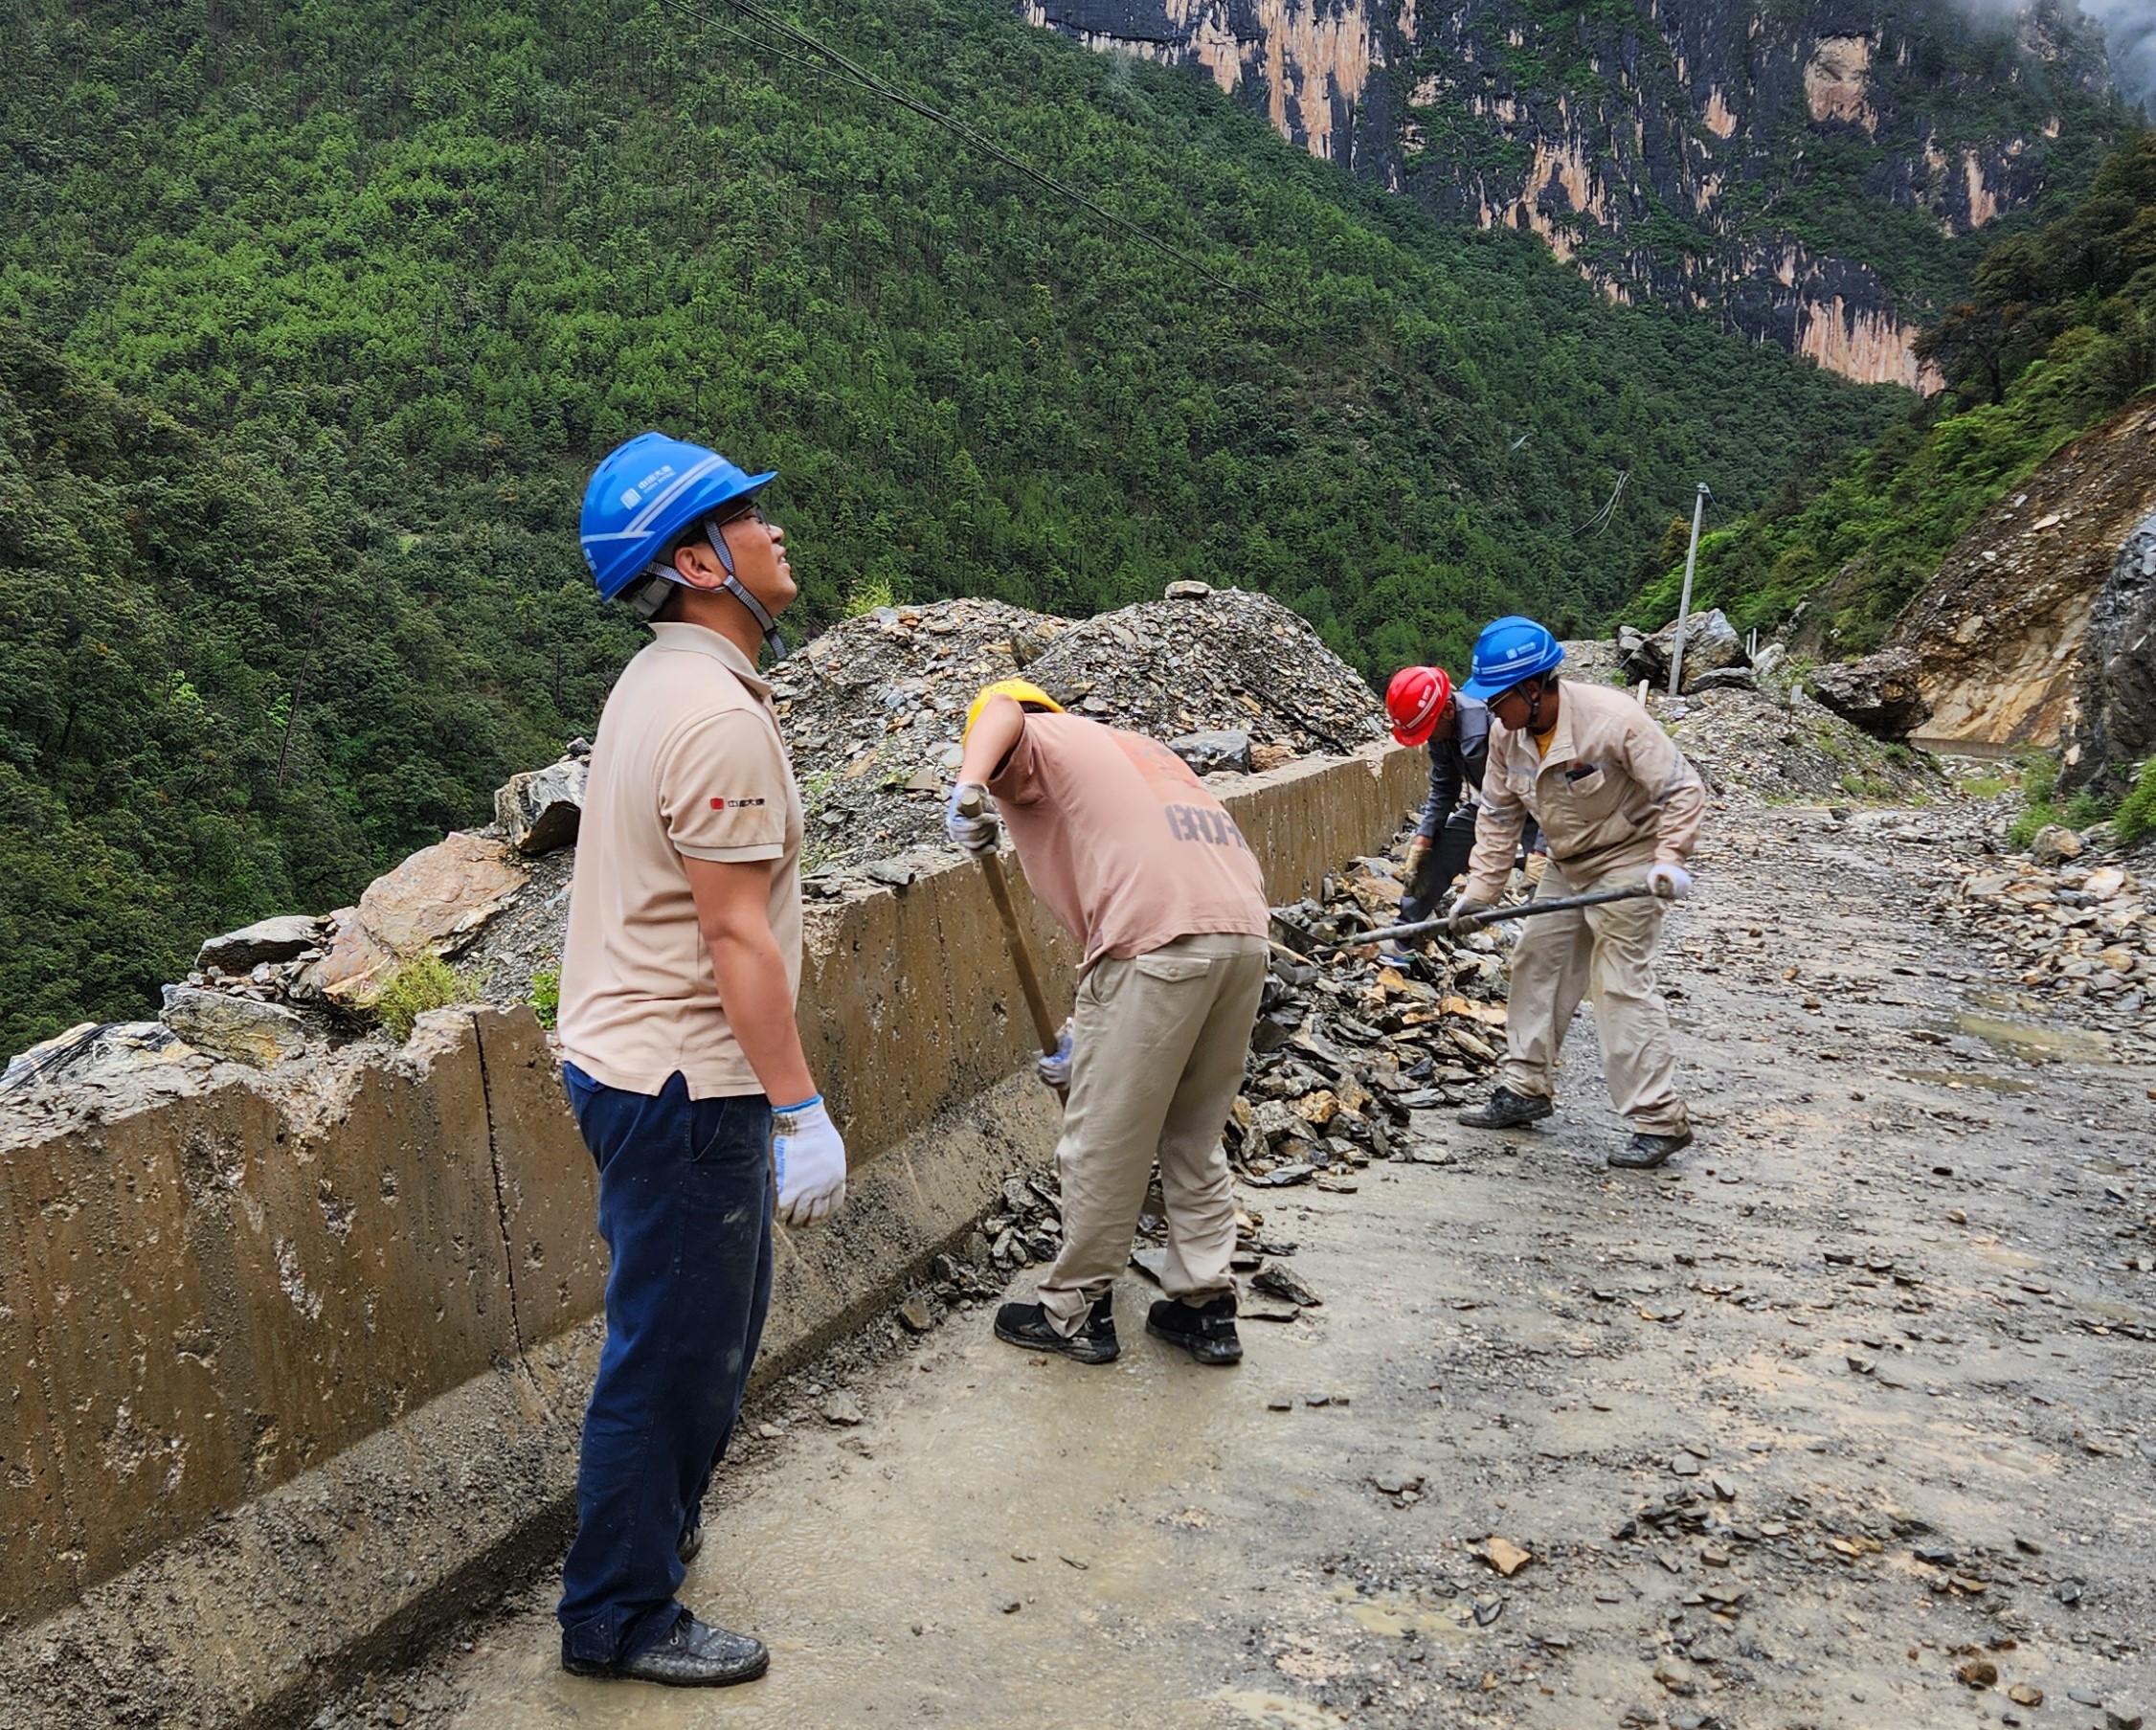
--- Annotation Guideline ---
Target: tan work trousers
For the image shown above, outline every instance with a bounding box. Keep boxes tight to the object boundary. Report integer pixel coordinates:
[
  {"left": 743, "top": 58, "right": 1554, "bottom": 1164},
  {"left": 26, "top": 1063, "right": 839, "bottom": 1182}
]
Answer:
[
  {"left": 1496, "top": 856, "right": 1689, "bottom": 1135},
  {"left": 1037, "top": 932, "right": 1269, "bottom": 1336}
]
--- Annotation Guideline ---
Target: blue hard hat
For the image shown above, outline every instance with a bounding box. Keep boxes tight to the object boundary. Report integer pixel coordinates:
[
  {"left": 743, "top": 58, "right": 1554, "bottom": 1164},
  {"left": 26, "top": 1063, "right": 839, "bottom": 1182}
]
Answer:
[
  {"left": 1459, "top": 616, "right": 1565, "bottom": 699},
  {"left": 578, "top": 432, "right": 775, "bottom": 602}
]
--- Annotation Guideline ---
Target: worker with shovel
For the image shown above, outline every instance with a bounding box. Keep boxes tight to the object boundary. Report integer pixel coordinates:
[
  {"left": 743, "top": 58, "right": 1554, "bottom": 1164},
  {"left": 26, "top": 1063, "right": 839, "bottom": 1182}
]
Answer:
[
  {"left": 1448, "top": 618, "right": 1704, "bottom": 1169},
  {"left": 947, "top": 680, "right": 1271, "bottom": 1367}
]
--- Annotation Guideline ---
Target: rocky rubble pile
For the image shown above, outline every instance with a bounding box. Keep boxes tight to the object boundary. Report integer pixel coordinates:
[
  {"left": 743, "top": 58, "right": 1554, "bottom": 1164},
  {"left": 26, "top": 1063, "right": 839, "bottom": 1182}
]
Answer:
[
  {"left": 1934, "top": 853, "right": 2156, "bottom": 1049},
  {"left": 1666, "top": 685, "right": 1943, "bottom": 804},
  {"left": 770, "top": 585, "right": 1382, "bottom": 879}
]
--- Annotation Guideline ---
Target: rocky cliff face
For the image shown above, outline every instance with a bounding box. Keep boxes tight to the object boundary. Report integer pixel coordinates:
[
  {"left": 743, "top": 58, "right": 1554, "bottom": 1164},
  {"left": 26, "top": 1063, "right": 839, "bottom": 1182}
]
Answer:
[
  {"left": 1022, "top": 0, "right": 2126, "bottom": 387},
  {"left": 1804, "top": 397, "right": 2156, "bottom": 778}
]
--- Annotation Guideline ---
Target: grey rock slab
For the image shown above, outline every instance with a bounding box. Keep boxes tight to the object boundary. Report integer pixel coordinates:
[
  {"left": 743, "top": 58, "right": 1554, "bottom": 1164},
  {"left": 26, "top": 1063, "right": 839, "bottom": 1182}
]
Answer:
[
  {"left": 159, "top": 986, "right": 308, "bottom": 1067},
  {"left": 196, "top": 914, "right": 324, "bottom": 973},
  {"left": 1167, "top": 730, "right": 1253, "bottom": 775},
  {"left": 494, "top": 757, "right": 589, "bottom": 856}
]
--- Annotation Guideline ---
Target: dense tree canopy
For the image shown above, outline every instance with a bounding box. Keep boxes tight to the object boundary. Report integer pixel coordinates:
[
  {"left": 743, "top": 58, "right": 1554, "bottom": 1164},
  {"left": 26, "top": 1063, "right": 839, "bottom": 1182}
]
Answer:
[{"left": 0, "top": 0, "right": 1901, "bottom": 1047}]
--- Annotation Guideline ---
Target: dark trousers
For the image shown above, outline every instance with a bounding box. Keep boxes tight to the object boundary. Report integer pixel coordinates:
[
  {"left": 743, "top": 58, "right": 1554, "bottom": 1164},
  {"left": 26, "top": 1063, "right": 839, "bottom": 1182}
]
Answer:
[
  {"left": 555, "top": 1066, "right": 775, "bottom": 1665},
  {"left": 1404, "top": 804, "right": 1484, "bottom": 923}
]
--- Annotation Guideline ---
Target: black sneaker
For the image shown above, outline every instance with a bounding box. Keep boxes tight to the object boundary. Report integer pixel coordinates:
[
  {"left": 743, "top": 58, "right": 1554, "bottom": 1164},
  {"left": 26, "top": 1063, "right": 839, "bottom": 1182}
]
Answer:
[
  {"left": 1608, "top": 1127, "right": 1694, "bottom": 1169},
  {"left": 1455, "top": 1088, "right": 1554, "bottom": 1130},
  {"left": 994, "top": 1293, "right": 1119, "bottom": 1363},
  {"left": 677, "top": 1519, "right": 704, "bottom": 1566},
  {"left": 1147, "top": 1294, "right": 1243, "bottom": 1365},
  {"left": 562, "top": 1614, "right": 769, "bottom": 1688}
]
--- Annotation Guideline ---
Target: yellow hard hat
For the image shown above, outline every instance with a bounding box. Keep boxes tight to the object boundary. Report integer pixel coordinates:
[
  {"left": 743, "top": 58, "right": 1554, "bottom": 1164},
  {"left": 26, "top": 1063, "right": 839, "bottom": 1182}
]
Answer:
[{"left": 964, "top": 678, "right": 1064, "bottom": 738}]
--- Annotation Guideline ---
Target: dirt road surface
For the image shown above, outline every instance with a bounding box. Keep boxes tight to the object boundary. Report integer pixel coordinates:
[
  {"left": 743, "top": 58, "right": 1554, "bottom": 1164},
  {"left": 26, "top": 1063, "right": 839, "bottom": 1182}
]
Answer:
[{"left": 337, "top": 803, "right": 2156, "bottom": 1730}]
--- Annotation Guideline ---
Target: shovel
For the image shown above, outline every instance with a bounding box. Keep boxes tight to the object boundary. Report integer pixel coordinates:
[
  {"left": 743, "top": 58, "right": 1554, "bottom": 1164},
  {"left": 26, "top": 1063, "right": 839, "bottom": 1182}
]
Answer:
[
  {"left": 1342, "top": 885, "right": 1657, "bottom": 951},
  {"left": 954, "top": 786, "right": 1065, "bottom": 1084}
]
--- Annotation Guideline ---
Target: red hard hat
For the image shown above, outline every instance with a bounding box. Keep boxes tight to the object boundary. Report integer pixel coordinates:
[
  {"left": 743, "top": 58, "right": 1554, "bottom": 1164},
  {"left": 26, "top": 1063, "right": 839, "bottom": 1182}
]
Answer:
[{"left": 1385, "top": 665, "right": 1453, "bottom": 747}]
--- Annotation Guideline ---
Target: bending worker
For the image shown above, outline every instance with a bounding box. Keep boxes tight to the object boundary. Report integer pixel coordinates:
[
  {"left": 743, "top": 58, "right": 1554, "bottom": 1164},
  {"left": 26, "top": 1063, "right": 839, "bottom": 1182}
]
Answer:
[
  {"left": 1385, "top": 663, "right": 1541, "bottom": 923},
  {"left": 1448, "top": 618, "right": 1703, "bottom": 1170},
  {"left": 555, "top": 433, "right": 847, "bottom": 1689},
  {"left": 947, "top": 680, "right": 1270, "bottom": 1368}
]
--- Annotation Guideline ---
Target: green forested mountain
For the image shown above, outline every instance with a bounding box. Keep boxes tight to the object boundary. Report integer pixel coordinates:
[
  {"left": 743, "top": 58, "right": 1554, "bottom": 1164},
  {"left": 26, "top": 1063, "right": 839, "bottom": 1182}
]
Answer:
[
  {"left": 2, "top": 0, "right": 1896, "bottom": 1049},
  {"left": 1629, "top": 129, "right": 2156, "bottom": 651}
]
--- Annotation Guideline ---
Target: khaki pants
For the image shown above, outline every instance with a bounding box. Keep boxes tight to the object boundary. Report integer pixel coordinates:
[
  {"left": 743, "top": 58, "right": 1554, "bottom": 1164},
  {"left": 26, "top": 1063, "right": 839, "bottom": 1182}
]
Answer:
[
  {"left": 1037, "top": 932, "right": 1269, "bottom": 1336},
  {"left": 1496, "top": 856, "right": 1689, "bottom": 1135}
]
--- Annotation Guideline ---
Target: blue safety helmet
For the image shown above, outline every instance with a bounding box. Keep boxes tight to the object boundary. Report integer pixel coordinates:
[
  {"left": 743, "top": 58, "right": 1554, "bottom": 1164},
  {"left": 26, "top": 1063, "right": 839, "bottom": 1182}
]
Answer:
[
  {"left": 1459, "top": 615, "right": 1565, "bottom": 700},
  {"left": 578, "top": 432, "right": 787, "bottom": 650}
]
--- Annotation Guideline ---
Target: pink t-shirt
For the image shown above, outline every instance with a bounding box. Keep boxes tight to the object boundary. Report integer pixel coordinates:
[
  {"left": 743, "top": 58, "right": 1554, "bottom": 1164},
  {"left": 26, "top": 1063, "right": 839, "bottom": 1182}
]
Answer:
[{"left": 987, "top": 714, "right": 1269, "bottom": 969}]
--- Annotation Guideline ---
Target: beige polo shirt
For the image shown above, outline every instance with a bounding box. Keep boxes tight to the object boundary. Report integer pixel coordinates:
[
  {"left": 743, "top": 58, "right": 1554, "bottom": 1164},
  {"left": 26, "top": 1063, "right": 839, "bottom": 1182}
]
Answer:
[{"left": 558, "top": 623, "right": 803, "bottom": 1099}]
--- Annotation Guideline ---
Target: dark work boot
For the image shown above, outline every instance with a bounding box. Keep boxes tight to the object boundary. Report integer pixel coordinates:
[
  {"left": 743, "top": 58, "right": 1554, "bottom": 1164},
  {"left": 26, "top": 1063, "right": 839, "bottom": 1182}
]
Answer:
[
  {"left": 1455, "top": 1088, "right": 1554, "bottom": 1131},
  {"left": 1147, "top": 1294, "right": 1243, "bottom": 1365},
  {"left": 1608, "top": 1127, "right": 1694, "bottom": 1169},
  {"left": 994, "top": 1292, "right": 1119, "bottom": 1363},
  {"left": 562, "top": 1614, "right": 769, "bottom": 1687}
]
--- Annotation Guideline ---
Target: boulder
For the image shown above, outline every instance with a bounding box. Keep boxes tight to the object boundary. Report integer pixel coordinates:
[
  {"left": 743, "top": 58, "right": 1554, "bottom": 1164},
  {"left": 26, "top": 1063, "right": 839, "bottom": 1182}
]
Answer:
[
  {"left": 160, "top": 986, "right": 308, "bottom": 1067},
  {"left": 1684, "top": 666, "right": 1758, "bottom": 694},
  {"left": 495, "top": 757, "right": 589, "bottom": 856},
  {"left": 2030, "top": 824, "right": 2084, "bottom": 865},
  {"left": 303, "top": 833, "right": 525, "bottom": 1006},
  {"left": 1620, "top": 610, "right": 1747, "bottom": 692},
  {"left": 2066, "top": 503, "right": 2156, "bottom": 794},
  {"left": 1752, "top": 641, "right": 1787, "bottom": 681},
  {"left": 195, "top": 914, "right": 325, "bottom": 974},
  {"left": 1807, "top": 648, "right": 1933, "bottom": 739},
  {"left": 1168, "top": 730, "right": 1253, "bottom": 775},
  {"left": 1163, "top": 580, "right": 1214, "bottom": 600}
]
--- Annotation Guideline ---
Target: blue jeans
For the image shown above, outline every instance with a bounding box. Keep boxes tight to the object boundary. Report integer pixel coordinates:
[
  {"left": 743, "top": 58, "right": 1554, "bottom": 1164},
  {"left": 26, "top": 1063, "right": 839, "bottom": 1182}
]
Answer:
[{"left": 555, "top": 1067, "right": 775, "bottom": 1665}]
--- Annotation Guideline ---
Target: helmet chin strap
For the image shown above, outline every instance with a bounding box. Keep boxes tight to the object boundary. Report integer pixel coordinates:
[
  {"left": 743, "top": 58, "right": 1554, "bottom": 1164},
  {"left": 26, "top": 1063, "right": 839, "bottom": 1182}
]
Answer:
[{"left": 703, "top": 520, "right": 790, "bottom": 661}]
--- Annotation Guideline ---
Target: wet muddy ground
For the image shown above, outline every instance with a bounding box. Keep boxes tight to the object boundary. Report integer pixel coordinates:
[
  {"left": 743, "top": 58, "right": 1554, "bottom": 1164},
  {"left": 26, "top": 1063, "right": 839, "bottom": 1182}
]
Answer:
[{"left": 327, "top": 804, "right": 2156, "bottom": 1730}]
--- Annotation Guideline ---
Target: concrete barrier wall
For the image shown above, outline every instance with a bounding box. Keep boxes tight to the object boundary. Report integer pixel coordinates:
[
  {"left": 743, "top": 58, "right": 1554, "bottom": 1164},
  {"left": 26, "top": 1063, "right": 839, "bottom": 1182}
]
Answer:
[{"left": 0, "top": 744, "right": 1421, "bottom": 1722}]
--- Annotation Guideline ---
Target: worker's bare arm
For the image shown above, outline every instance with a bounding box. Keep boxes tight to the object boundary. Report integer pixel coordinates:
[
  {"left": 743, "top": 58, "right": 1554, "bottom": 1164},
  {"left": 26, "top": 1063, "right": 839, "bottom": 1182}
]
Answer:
[
  {"left": 684, "top": 855, "right": 818, "bottom": 1106},
  {"left": 956, "top": 693, "right": 1026, "bottom": 786}
]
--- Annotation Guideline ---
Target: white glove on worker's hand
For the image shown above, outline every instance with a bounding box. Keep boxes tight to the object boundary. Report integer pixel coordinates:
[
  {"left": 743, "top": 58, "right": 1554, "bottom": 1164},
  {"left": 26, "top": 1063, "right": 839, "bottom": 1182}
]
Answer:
[
  {"left": 1646, "top": 862, "right": 1694, "bottom": 902},
  {"left": 945, "top": 782, "right": 1000, "bottom": 856},
  {"left": 772, "top": 1094, "right": 847, "bottom": 1226},
  {"left": 1036, "top": 1020, "right": 1073, "bottom": 1093},
  {"left": 1445, "top": 896, "right": 1491, "bottom": 933}
]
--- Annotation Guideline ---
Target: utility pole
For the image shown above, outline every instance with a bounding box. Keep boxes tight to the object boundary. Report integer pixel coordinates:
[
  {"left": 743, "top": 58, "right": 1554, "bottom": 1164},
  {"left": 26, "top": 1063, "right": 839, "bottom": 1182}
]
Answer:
[{"left": 1666, "top": 483, "right": 1710, "bottom": 715}]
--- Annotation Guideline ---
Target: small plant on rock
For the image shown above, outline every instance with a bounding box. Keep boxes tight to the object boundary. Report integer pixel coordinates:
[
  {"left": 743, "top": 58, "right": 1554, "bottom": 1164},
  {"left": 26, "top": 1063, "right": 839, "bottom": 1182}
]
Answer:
[
  {"left": 368, "top": 955, "right": 473, "bottom": 1042},
  {"left": 528, "top": 967, "right": 561, "bottom": 1031}
]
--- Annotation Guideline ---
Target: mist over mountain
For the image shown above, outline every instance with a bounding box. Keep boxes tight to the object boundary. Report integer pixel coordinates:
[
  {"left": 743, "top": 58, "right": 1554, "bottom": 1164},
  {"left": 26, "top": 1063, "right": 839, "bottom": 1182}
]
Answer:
[{"left": 2083, "top": 0, "right": 2156, "bottom": 109}]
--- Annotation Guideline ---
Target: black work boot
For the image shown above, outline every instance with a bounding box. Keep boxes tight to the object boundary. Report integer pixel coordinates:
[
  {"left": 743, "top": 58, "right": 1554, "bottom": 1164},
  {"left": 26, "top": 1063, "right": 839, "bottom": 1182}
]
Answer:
[
  {"left": 1608, "top": 1127, "right": 1694, "bottom": 1169},
  {"left": 1147, "top": 1293, "right": 1244, "bottom": 1365},
  {"left": 1455, "top": 1087, "right": 1554, "bottom": 1130},
  {"left": 562, "top": 1614, "right": 770, "bottom": 1687},
  {"left": 994, "top": 1292, "right": 1119, "bottom": 1363}
]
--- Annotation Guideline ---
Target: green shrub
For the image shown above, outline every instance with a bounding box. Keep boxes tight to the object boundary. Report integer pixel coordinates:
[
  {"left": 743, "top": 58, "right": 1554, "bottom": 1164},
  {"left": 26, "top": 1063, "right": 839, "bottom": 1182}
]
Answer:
[
  {"left": 2018, "top": 750, "right": 2060, "bottom": 805},
  {"left": 842, "top": 577, "right": 898, "bottom": 619},
  {"left": 2006, "top": 800, "right": 2060, "bottom": 851},
  {"left": 528, "top": 968, "right": 561, "bottom": 1032},
  {"left": 2118, "top": 759, "right": 2156, "bottom": 845},
  {"left": 2064, "top": 789, "right": 2114, "bottom": 829},
  {"left": 368, "top": 955, "right": 473, "bottom": 1043}
]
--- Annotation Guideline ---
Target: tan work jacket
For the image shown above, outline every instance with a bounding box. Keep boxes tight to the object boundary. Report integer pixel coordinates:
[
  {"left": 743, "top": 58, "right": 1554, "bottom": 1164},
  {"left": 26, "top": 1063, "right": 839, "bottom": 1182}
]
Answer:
[{"left": 1463, "top": 679, "right": 1703, "bottom": 905}]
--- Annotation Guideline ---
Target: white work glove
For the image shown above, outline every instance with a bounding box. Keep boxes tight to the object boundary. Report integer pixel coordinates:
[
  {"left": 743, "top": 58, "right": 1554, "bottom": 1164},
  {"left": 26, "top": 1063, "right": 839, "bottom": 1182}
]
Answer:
[
  {"left": 1646, "top": 862, "right": 1694, "bottom": 902},
  {"left": 1445, "top": 896, "right": 1491, "bottom": 933},
  {"left": 1037, "top": 1020, "right": 1073, "bottom": 1093},
  {"left": 945, "top": 781, "right": 1000, "bottom": 856},
  {"left": 772, "top": 1094, "right": 847, "bottom": 1226}
]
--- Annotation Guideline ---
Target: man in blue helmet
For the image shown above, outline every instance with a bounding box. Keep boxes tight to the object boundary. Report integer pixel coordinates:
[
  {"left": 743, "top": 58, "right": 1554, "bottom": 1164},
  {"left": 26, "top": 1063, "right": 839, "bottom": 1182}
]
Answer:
[
  {"left": 552, "top": 432, "right": 846, "bottom": 1687},
  {"left": 1447, "top": 617, "right": 1705, "bottom": 1169}
]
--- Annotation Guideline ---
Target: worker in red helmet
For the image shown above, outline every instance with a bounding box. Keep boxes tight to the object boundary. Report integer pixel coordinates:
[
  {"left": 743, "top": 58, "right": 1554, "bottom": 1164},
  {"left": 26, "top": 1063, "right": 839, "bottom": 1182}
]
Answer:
[{"left": 1384, "top": 666, "right": 1539, "bottom": 924}]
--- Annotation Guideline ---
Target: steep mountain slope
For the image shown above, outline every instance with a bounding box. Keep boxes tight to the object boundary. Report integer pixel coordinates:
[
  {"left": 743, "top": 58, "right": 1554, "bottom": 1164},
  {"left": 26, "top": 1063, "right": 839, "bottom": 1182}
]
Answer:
[
  {"left": 1627, "top": 132, "right": 2156, "bottom": 788},
  {"left": 0, "top": 0, "right": 1897, "bottom": 1047},
  {"left": 1025, "top": 0, "right": 2134, "bottom": 386}
]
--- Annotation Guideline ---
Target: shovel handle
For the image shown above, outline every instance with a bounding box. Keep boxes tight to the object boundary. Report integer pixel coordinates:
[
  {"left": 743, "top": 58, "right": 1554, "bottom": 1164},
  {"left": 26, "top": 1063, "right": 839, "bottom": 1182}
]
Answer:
[
  {"left": 1350, "top": 885, "right": 1657, "bottom": 950},
  {"left": 957, "top": 786, "right": 1062, "bottom": 1055}
]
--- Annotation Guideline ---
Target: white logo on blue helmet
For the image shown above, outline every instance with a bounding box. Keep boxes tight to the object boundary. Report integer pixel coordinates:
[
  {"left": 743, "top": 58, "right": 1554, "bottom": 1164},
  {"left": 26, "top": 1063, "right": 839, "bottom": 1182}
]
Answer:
[{"left": 620, "top": 488, "right": 641, "bottom": 507}]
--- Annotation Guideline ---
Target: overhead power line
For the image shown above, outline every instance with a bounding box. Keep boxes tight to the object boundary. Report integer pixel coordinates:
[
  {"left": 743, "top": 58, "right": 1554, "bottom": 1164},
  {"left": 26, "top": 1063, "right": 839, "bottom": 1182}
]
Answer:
[{"left": 651, "top": 0, "right": 1257, "bottom": 302}]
